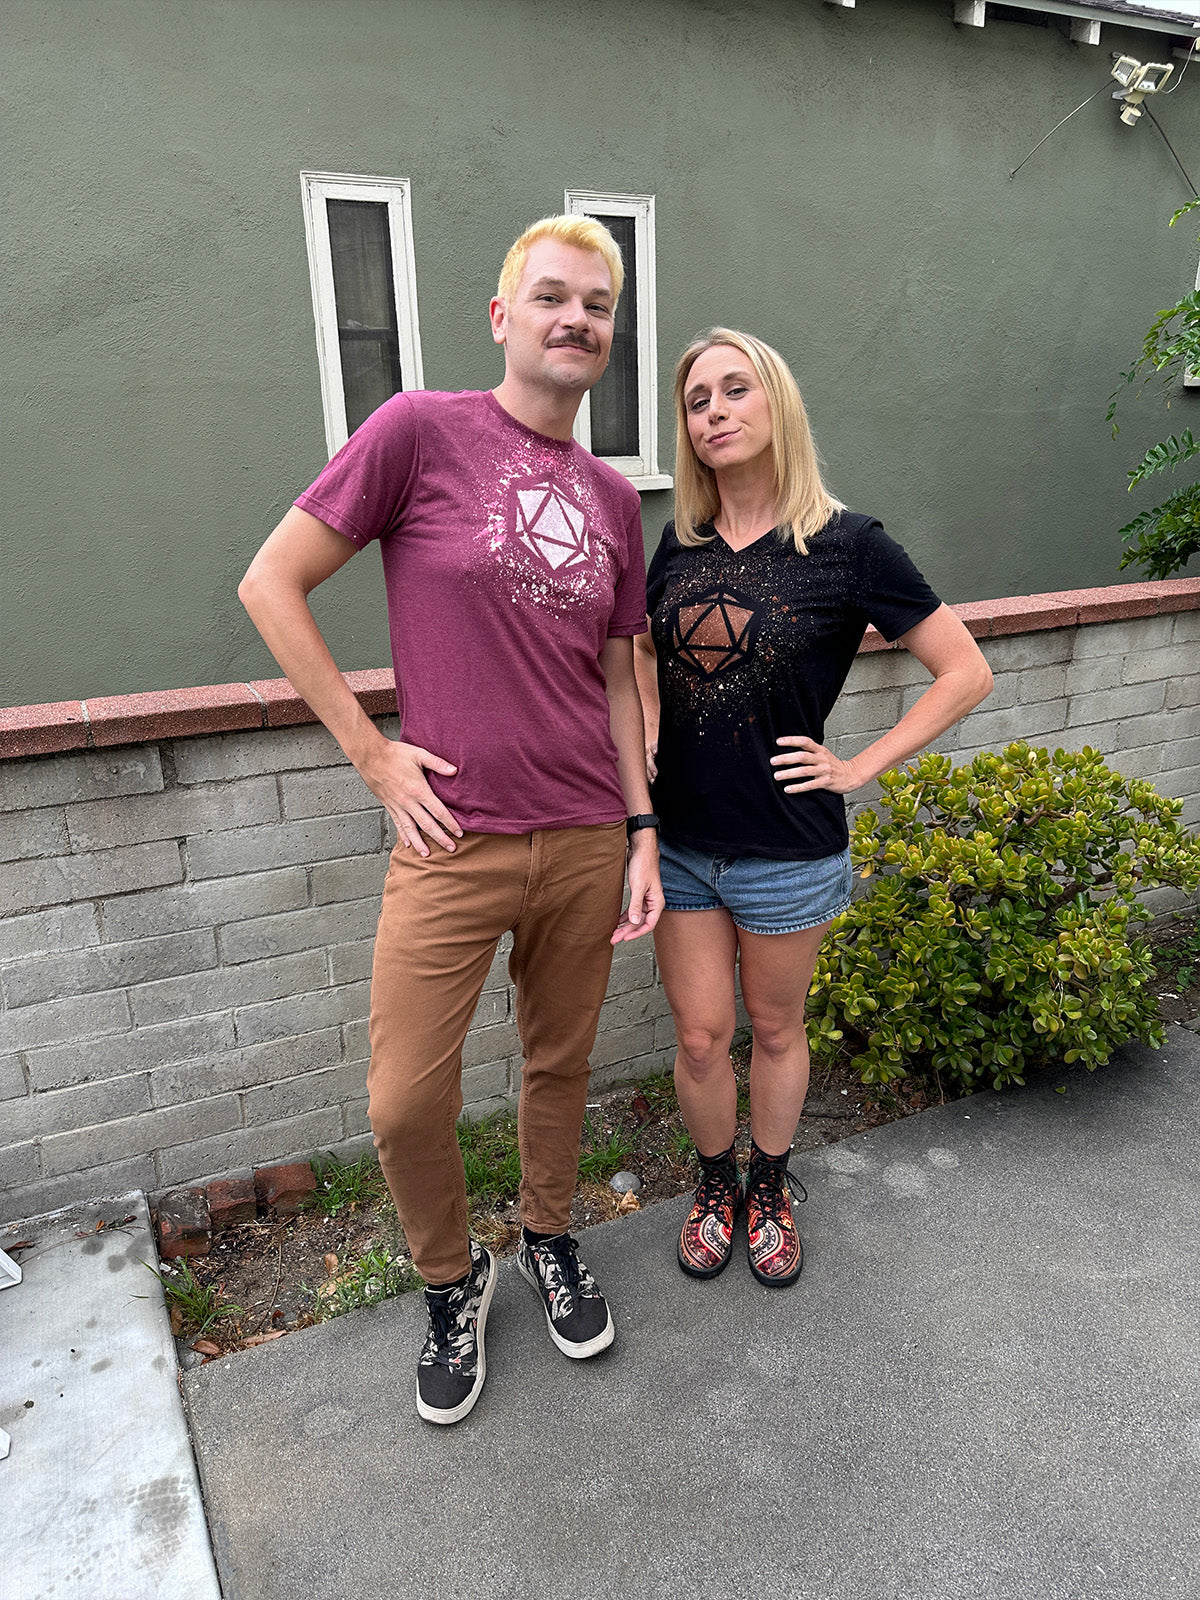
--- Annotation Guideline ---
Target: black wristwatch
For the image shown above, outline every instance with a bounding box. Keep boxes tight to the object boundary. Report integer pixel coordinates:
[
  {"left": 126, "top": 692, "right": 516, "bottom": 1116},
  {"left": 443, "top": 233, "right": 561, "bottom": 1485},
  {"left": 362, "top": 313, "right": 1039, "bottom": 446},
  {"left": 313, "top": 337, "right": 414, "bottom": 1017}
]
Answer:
[{"left": 626, "top": 813, "right": 660, "bottom": 840}]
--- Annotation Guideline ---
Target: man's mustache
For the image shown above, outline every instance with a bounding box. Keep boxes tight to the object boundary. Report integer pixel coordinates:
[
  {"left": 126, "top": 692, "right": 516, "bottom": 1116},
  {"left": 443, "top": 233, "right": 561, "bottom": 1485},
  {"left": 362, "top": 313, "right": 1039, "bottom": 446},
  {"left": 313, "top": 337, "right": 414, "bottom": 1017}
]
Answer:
[{"left": 546, "top": 336, "right": 599, "bottom": 353}]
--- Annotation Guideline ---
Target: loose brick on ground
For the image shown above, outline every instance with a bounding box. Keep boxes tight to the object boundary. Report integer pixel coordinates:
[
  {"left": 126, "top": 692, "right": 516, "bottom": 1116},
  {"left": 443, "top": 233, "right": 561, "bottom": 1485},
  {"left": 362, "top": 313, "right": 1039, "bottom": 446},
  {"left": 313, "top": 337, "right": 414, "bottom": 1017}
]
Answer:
[
  {"left": 207, "top": 1176, "right": 258, "bottom": 1229},
  {"left": 255, "top": 1161, "right": 317, "bottom": 1215},
  {"left": 156, "top": 1187, "right": 212, "bottom": 1259}
]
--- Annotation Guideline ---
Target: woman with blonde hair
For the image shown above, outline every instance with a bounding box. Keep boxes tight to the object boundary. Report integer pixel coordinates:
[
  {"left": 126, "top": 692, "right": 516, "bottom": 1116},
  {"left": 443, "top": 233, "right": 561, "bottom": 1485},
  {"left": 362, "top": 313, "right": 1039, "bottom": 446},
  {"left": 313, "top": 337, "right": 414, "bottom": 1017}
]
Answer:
[{"left": 635, "top": 329, "right": 991, "bottom": 1286}]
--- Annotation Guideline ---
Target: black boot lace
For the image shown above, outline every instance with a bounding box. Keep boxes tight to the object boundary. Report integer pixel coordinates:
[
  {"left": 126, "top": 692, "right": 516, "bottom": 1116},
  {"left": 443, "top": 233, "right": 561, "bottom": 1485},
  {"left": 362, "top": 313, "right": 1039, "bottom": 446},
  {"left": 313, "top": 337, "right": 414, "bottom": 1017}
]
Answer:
[
  {"left": 747, "top": 1147, "right": 807, "bottom": 1222},
  {"left": 694, "top": 1147, "right": 740, "bottom": 1213}
]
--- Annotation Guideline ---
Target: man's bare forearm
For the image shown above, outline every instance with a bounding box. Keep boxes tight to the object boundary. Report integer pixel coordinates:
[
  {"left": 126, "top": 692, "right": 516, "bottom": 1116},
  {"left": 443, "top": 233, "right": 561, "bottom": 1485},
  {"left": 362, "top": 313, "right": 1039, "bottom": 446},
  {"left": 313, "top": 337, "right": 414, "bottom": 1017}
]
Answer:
[
  {"left": 239, "top": 507, "right": 462, "bottom": 853},
  {"left": 238, "top": 569, "right": 387, "bottom": 769},
  {"left": 602, "top": 637, "right": 654, "bottom": 816}
]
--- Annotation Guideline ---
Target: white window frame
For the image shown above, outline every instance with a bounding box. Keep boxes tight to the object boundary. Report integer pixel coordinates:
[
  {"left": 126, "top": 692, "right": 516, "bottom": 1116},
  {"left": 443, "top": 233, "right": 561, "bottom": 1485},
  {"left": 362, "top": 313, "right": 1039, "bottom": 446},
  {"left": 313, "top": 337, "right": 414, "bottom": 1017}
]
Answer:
[
  {"left": 300, "top": 171, "right": 424, "bottom": 456},
  {"left": 564, "top": 190, "right": 671, "bottom": 491}
]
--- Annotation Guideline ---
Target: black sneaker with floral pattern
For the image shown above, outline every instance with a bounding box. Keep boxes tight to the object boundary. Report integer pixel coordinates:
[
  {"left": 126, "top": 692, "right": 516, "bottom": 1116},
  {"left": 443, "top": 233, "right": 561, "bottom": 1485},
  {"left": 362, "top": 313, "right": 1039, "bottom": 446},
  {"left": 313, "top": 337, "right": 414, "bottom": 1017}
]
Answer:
[
  {"left": 517, "top": 1229, "right": 614, "bottom": 1358},
  {"left": 416, "top": 1240, "right": 497, "bottom": 1425}
]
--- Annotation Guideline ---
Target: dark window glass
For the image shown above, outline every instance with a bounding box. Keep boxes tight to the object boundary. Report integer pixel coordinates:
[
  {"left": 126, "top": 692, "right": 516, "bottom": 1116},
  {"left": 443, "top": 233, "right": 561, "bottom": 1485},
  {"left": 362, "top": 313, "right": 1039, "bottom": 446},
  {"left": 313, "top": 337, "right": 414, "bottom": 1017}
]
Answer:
[
  {"left": 327, "top": 199, "right": 403, "bottom": 435},
  {"left": 589, "top": 213, "right": 639, "bottom": 458}
]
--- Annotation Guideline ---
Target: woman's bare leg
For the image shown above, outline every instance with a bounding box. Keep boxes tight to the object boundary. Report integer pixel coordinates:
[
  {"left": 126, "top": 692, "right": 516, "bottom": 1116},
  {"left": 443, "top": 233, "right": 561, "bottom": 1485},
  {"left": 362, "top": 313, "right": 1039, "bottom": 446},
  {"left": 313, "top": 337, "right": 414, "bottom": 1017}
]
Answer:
[
  {"left": 736, "top": 920, "right": 831, "bottom": 1154},
  {"left": 653, "top": 908, "right": 740, "bottom": 1156}
]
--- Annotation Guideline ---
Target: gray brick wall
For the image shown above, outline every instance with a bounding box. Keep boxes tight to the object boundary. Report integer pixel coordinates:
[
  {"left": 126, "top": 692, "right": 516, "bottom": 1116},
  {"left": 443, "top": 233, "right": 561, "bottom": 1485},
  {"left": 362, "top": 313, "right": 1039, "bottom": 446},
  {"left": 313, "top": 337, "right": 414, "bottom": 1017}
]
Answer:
[{"left": 2, "top": 608, "right": 1197, "bottom": 1222}]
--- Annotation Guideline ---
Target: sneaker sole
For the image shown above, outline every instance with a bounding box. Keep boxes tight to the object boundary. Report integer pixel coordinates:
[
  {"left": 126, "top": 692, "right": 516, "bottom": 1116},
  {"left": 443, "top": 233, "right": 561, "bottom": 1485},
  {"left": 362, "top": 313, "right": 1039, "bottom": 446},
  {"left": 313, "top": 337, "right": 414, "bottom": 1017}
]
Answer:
[
  {"left": 516, "top": 1254, "right": 615, "bottom": 1359},
  {"left": 416, "top": 1247, "right": 498, "bottom": 1426}
]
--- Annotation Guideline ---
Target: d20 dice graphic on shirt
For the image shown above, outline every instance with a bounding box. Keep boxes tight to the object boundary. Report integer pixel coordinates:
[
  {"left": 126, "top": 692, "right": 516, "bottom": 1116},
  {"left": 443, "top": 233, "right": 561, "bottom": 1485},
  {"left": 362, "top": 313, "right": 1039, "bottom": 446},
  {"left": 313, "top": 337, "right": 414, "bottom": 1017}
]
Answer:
[
  {"left": 672, "top": 586, "right": 761, "bottom": 677},
  {"left": 513, "top": 481, "right": 591, "bottom": 571}
]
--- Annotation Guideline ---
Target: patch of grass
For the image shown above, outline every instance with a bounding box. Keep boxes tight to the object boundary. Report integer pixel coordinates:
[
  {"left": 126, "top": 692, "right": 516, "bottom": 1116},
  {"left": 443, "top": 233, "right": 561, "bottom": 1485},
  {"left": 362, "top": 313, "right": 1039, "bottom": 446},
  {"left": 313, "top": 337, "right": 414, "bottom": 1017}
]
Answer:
[
  {"left": 634, "top": 1070, "right": 678, "bottom": 1117},
  {"left": 458, "top": 1111, "right": 523, "bottom": 1207},
  {"left": 667, "top": 1126, "right": 694, "bottom": 1160},
  {"left": 141, "top": 1259, "right": 243, "bottom": 1338},
  {"left": 312, "top": 1245, "right": 421, "bottom": 1322},
  {"left": 577, "top": 1114, "right": 636, "bottom": 1182},
  {"left": 306, "top": 1150, "right": 391, "bottom": 1217}
]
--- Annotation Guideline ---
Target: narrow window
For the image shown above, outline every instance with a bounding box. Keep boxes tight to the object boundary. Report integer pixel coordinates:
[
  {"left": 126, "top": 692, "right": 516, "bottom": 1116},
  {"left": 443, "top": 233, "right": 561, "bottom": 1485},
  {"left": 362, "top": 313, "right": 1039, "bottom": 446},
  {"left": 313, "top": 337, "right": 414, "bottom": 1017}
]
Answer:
[
  {"left": 301, "top": 173, "right": 424, "bottom": 455},
  {"left": 565, "top": 191, "right": 671, "bottom": 490}
]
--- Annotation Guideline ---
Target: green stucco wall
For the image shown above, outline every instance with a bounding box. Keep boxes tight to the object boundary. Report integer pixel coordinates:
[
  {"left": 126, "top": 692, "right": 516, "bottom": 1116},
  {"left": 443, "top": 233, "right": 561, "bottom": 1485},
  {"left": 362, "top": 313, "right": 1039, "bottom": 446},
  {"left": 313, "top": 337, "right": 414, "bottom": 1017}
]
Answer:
[{"left": 5, "top": 0, "right": 1198, "bottom": 704}]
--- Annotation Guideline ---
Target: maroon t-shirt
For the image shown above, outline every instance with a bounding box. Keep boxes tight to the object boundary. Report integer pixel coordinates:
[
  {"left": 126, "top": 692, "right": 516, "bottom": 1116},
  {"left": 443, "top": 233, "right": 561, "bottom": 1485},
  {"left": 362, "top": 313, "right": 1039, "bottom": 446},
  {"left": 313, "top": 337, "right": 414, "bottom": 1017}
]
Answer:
[{"left": 296, "top": 390, "right": 647, "bottom": 833}]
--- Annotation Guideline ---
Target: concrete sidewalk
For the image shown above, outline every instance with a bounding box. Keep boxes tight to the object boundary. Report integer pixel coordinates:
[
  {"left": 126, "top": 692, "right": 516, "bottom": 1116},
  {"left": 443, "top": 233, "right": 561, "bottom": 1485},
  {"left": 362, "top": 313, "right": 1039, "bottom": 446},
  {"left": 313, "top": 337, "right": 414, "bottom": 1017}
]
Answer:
[
  {"left": 0, "top": 1193, "right": 222, "bottom": 1600},
  {"left": 185, "top": 1031, "right": 1200, "bottom": 1600}
]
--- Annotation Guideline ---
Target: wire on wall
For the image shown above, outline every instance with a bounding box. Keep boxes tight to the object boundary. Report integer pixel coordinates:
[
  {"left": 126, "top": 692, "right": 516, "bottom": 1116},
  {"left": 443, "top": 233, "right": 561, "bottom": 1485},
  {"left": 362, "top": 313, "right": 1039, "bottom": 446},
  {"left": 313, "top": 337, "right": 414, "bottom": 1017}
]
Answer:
[
  {"left": 1009, "top": 79, "right": 1112, "bottom": 179},
  {"left": 1143, "top": 107, "right": 1199, "bottom": 198}
]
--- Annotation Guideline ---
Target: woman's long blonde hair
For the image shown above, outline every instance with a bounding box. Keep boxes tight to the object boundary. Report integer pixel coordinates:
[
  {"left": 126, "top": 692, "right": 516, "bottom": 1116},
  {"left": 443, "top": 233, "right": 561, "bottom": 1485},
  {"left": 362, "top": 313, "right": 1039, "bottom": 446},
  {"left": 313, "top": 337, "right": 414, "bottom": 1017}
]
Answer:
[{"left": 672, "top": 328, "right": 842, "bottom": 554}]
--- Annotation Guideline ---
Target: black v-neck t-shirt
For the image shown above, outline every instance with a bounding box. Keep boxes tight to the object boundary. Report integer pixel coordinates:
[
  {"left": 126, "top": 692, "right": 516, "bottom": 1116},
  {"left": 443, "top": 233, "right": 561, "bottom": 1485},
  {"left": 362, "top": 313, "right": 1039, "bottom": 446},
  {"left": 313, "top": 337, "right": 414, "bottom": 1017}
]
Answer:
[{"left": 646, "top": 512, "right": 941, "bottom": 860}]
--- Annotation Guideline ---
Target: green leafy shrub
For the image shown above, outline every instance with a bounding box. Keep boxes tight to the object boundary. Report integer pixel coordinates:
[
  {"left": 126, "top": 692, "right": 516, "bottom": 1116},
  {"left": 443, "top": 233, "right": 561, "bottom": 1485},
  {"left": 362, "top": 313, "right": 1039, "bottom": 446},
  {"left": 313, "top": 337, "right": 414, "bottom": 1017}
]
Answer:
[
  {"left": 1108, "top": 200, "right": 1200, "bottom": 580},
  {"left": 807, "top": 744, "right": 1200, "bottom": 1094}
]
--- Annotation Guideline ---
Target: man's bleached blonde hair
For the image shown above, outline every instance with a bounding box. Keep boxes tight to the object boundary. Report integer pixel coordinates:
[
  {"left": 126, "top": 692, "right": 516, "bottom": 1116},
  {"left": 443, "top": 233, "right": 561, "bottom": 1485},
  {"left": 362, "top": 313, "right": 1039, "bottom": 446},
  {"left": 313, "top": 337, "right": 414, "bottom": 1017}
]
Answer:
[
  {"left": 496, "top": 215, "right": 624, "bottom": 305},
  {"left": 673, "top": 328, "right": 842, "bottom": 554}
]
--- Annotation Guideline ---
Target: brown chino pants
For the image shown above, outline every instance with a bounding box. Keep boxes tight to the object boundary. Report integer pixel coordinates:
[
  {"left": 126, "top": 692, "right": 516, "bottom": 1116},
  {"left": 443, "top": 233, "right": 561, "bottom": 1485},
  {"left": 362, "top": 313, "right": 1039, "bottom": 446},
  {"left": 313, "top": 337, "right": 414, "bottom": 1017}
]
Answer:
[{"left": 366, "top": 823, "right": 626, "bottom": 1285}]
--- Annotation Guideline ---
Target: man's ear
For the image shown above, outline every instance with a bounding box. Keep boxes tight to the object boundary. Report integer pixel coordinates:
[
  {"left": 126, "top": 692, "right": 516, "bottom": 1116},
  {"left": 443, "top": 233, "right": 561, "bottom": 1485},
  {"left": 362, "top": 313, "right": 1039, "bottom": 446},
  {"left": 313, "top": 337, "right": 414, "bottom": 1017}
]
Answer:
[{"left": 489, "top": 296, "right": 507, "bottom": 346}]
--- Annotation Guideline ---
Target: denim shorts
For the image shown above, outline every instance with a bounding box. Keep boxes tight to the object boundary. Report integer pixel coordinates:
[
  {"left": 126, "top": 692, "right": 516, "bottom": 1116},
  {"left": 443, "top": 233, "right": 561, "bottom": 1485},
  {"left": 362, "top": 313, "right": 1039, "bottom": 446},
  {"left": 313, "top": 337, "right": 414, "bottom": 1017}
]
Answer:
[{"left": 658, "top": 836, "right": 853, "bottom": 936}]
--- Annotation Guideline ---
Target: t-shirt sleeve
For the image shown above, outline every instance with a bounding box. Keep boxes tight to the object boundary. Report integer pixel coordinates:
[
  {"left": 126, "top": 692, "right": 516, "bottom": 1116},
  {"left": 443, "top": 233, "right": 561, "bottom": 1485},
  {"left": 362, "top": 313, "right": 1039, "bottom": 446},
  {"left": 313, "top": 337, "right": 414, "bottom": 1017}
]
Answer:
[
  {"left": 645, "top": 522, "right": 674, "bottom": 617},
  {"left": 606, "top": 496, "right": 649, "bottom": 637},
  {"left": 294, "top": 392, "right": 421, "bottom": 548},
  {"left": 855, "top": 520, "right": 942, "bottom": 643}
]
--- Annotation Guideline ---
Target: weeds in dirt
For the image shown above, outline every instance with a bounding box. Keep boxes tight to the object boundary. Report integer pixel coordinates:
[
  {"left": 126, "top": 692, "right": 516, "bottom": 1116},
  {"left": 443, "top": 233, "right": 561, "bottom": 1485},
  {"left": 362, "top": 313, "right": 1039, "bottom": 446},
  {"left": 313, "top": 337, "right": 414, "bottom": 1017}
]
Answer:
[
  {"left": 312, "top": 1245, "right": 421, "bottom": 1321},
  {"left": 635, "top": 1072, "right": 677, "bottom": 1117},
  {"left": 142, "top": 1259, "right": 243, "bottom": 1338},
  {"left": 577, "top": 1114, "right": 637, "bottom": 1181},
  {"left": 667, "top": 1127, "right": 695, "bottom": 1160},
  {"left": 1154, "top": 917, "right": 1200, "bottom": 992},
  {"left": 458, "top": 1111, "right": 523, "bottom": 1206},
  {"left": 306, "top": 1150, "right": 391, "bottom": 1218}
]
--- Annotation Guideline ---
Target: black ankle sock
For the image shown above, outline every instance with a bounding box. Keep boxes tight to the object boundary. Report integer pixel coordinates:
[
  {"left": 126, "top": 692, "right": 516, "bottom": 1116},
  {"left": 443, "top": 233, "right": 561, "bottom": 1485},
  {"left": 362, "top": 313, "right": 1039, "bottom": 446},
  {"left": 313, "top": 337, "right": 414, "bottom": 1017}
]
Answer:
[
  {"left": 426, "top": 1267, "right": 471, "bottom": 1294},
  {"left": 522, "top": 1225, "right": 565, "bottom": 1245},
  {"left": 696, "top": 1141, "right": 737, "bottom": 1165},
  {"left": 750, "top": 1139, "right": 791, "bottom": 1163}
]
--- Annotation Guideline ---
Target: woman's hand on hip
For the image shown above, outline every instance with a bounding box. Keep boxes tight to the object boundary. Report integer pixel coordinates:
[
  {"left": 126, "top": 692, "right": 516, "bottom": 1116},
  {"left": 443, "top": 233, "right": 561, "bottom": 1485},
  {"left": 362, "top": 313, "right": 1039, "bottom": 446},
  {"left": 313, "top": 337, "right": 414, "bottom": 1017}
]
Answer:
[{"left": 771, "top": 735, "right": 861, "bottom": 795}]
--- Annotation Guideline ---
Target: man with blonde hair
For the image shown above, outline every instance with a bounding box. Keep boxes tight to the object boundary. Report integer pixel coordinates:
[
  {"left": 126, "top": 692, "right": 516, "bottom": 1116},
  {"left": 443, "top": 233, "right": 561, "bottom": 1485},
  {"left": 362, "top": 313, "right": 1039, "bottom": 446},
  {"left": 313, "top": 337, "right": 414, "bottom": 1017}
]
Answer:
[{"left": 240, "top": 216, "right": 662, "bottom": 1425}]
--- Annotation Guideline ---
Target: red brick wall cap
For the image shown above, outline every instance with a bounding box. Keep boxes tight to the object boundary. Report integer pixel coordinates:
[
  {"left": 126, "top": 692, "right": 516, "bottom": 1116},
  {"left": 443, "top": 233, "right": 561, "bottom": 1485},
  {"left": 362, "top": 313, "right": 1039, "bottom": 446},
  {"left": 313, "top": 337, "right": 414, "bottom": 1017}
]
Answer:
[{"left": 4, "top": 579, "right": 1196, "bottom": 759}]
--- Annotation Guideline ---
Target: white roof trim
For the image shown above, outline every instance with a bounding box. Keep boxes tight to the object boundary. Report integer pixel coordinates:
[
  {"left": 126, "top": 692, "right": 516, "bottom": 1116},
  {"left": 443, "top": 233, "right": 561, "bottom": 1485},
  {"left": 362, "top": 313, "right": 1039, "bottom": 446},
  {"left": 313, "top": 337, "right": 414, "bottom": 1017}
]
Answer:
[
  {"left": 824, "top": 0, "right": 1200, "bottom": 36},
  {"left": 996, "top": 0, "right": 1200, "bottom": 34}
]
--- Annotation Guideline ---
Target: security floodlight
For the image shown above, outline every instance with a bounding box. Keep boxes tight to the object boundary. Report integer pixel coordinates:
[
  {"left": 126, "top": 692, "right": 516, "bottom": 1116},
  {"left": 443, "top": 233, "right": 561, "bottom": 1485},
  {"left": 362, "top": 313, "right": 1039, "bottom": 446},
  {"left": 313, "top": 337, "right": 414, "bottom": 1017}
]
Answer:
[
  {"left": 1109, "top": 54, "right": 1174, "bottom": 129},
  {"left": 1137, "top": 62, "right": 1173, "bottom": 94},
  {"left": 1111, "top": 54, "right": 1143, "bottom": 89}
]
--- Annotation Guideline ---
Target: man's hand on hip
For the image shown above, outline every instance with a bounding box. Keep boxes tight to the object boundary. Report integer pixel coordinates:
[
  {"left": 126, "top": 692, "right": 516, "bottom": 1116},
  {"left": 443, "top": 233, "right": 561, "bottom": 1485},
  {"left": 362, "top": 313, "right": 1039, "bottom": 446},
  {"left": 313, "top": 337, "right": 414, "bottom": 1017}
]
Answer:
[{"left": 359, "top": 737, "right": 464, "bottom": 857}]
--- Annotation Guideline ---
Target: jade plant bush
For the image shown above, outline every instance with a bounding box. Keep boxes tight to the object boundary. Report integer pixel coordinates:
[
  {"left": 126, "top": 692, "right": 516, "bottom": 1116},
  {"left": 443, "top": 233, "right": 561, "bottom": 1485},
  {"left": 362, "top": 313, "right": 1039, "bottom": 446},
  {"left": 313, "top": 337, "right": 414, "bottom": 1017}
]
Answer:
[
  {"left": 807, "top": 743, "right": 1200, "bottom": 1095},
  {"left": 1107, "top": 199, "right": 1200, "bottom": 580}
]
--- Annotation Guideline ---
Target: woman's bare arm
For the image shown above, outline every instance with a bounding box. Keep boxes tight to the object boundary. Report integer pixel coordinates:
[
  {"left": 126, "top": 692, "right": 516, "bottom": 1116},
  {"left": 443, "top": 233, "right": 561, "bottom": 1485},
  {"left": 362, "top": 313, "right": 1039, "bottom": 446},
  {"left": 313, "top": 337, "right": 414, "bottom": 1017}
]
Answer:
[{"left": 771, "top": 605, "right": 993, "bottom": 795}]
